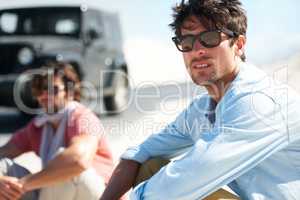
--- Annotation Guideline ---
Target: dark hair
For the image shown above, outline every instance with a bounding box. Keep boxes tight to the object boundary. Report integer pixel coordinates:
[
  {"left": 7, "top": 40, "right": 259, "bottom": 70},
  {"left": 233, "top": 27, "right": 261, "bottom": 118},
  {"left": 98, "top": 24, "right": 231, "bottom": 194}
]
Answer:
[
  {"left": 169, "top": 0, "right": 247, "bottom": 61},
  {"left": 31, "top": 62, "right": 81, "bottom": 101}
]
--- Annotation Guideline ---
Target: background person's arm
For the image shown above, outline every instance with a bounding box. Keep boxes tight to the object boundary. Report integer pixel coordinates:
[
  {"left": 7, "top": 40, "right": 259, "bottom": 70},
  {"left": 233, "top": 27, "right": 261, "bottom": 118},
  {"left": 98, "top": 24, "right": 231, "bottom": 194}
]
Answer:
[
  {"left": 0, "top": 121, "right": 35, "bottom": 159},
  {"left": 19, "top": 134, "right": 98, "bottom": 191},
  {"left": 0, "top": 143, "right": 26, "bottom": 199},
  {"left": 0, "top": 176, "right": 24, "bottom": 200},
  {"left": 0, "top": 142, "right": 24, "bottom": 159},
  {"left": 100, "top": 159, "right": 140, "bottom": 200}
]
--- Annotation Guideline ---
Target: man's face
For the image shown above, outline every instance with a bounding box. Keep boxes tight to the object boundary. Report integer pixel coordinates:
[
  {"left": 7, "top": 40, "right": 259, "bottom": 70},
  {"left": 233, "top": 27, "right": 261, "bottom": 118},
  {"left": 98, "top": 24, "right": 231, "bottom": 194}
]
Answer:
[
  {"left": 35, "top": 76, "right": 67, "bottom": 113},
  {"left": 181, "top": 16, "right": 239, "bottom": 88}
]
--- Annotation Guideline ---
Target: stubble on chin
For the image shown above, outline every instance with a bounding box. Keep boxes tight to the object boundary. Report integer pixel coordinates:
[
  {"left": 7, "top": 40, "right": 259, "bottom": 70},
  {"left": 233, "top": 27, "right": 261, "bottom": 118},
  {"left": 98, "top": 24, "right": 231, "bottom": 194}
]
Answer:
[{"left": 191, "top": 70, "right": 217, "bottom": 87}]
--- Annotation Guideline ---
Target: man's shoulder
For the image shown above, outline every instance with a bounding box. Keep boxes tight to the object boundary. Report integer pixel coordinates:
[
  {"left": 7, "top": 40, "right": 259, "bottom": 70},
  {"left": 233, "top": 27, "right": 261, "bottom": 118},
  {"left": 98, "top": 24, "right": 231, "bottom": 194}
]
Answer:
[
  {"left": 15, "top": 118, "right": 42, "bottom": 136},
  {"left": 228, "top": 62, "right": 300, "bottom": 103},
  {"left": 231, "top": 63, "right": 268, "bottom": 90},
  {"left": 69, "top": 102, "right": 100, "bottom": 123},
  {"left": 227, "top": 63, "right": 277, "bottom": 100}
]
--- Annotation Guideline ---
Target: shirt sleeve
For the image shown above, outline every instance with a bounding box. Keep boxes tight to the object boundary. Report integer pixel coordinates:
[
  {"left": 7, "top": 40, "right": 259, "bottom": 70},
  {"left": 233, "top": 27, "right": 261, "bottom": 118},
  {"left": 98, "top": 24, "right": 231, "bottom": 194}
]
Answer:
[
  {"left": 9, "top": 122, "right": 33, "bottom": 153},
  {"left": 68, "top": 109, "right": 105, "bottom": 139},
  {"left": 131, "top": 92, "right": 289, "bottom": 200},
  {"left": 121, "top": 105, "right": 195, "bottom": 163}
]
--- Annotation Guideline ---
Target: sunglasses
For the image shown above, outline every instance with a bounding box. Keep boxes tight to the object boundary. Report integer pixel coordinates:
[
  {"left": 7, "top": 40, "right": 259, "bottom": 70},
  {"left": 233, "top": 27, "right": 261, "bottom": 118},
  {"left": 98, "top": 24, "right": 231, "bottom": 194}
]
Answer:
[
  {"left": 35, "top": 85, "right": 65, "bottom": 96},
  {"left": 172, "top": 29, "right": 237, "bottom": 52}
]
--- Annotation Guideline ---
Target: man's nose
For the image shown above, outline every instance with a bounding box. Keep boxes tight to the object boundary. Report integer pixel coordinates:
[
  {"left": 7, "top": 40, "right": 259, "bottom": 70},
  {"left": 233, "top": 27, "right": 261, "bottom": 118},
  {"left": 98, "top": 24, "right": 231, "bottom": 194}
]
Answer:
[
  {"left": 41, "top": 90, "right": 49, "bottom": 96},
  {"left": 37, "top": 90, "right": 49, "bottom": 99},
  {"left": 192, "top": 39, "right": 206, "bottom": 55}
]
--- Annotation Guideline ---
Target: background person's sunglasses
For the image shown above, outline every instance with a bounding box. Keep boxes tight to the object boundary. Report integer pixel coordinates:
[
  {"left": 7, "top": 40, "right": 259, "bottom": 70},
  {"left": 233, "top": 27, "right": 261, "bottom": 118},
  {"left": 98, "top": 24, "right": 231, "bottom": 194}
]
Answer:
[
  {"left": 35, "top": 85, "right": 65, "bottom": 96},
  {"left": 172, "top": 28, "right": 237, "bottom": 52}
]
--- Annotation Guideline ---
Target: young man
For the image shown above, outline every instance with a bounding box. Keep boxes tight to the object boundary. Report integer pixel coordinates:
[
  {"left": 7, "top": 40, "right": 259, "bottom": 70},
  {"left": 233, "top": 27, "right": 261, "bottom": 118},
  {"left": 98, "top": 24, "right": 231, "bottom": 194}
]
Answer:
[
  {"left": 101, "top": 0, "right": 300, "bottom": 200},
  {"left": 0, "top": 63, "right": 114, "bottom": 200}
]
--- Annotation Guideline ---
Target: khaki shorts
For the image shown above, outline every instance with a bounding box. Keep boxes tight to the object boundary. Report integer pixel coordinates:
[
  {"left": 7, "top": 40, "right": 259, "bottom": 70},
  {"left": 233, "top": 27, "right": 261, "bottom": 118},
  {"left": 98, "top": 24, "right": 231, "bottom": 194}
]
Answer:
[{"left": 134, "top": 158, "right": 240, "bottom": 200}]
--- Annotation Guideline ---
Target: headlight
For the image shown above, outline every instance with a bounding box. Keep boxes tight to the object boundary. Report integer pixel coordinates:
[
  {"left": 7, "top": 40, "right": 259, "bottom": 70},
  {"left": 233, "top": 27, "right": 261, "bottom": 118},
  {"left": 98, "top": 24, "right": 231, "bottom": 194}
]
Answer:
[{"left": 18, "top": 47, "right": 34, "bottom": 65}]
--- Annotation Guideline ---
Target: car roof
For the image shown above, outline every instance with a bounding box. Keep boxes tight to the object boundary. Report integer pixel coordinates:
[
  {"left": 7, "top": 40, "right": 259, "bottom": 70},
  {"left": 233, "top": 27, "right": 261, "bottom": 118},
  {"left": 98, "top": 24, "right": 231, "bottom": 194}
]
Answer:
[{"left": 0, "top": 2, "right": 104, "bottom": 12}]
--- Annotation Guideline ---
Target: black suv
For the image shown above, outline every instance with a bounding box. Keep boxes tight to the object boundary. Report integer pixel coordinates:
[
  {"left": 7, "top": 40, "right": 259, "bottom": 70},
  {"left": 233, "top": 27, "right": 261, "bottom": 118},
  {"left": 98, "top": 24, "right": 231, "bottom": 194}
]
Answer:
[{"left": 0, "top": 5, "right": 129, "bottom": 114}]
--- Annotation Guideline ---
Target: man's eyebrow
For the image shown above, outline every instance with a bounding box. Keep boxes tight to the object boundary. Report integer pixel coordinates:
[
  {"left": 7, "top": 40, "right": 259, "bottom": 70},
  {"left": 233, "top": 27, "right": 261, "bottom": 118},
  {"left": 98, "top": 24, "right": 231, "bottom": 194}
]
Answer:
[{"left": 182, "top": 21, "right": 200, "bottom": 31}]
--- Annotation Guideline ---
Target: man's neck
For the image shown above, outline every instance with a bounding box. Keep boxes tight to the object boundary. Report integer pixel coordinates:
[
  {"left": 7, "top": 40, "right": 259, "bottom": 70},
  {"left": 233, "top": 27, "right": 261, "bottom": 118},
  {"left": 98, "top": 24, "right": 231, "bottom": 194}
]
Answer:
[
  {"left": 46, "top": 105, "right": 67, "bottom": 132},
  {"left": 51, "top": 121, "right": 60, "bottom": 131},
  {"left": 205, "top": 64, "right": 240, "bottom": 102}
]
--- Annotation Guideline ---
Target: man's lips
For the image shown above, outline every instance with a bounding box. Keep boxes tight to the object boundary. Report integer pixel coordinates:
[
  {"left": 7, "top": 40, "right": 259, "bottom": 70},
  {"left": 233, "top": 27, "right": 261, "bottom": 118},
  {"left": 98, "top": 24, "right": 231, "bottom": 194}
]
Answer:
[
  {"left": 190, "top": 56, "right": 212, "bottom": 70},
  {"left": 191, "top": 62, "right": 211, "bottom": 69}
]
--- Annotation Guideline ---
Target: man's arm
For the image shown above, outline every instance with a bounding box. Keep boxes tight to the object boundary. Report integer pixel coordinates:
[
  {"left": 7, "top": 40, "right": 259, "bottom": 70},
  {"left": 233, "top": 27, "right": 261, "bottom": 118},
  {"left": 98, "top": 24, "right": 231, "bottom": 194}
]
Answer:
[
  {"left": 121, "top": 106, "right": 196, "bottom": 165},
  {"left": 130, "top": 93, "right": 290, "bottom": 199},
  {"left": 0, "top": 142, "right": 24, "bottom": 159},
  {"left": 19, "top": 134, "right": 98, "bottom": 192},
  {"left": 0, "top": 142, "right": 27, "bottom": 199},
  {"left": 100, "top": 159, "right": 141, "bottom": 200},
  {"left": 0, "top": 176, "right": 24, "bottom": 200},
  {"left": 100, "top": 103, "right": 198, "bottom": 199}
]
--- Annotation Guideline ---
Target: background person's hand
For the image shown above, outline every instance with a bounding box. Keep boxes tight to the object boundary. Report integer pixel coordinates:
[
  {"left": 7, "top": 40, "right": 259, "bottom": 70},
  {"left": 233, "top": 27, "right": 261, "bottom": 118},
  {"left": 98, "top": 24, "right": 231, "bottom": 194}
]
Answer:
[{"left": 0, "top": 176, "right": 24, "bottom": 200}]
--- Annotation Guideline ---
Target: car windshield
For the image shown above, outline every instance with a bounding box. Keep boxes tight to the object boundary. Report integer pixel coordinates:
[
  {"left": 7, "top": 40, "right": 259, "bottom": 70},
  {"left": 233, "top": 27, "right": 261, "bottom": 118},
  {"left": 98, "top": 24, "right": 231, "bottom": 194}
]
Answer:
[{"left": 0, "top": 7, "right": 81, "bottom": 37}]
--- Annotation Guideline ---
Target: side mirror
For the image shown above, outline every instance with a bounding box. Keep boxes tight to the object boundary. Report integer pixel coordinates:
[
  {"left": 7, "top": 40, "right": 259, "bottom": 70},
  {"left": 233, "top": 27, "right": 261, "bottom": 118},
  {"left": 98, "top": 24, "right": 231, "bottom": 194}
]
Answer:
[
  {"left": 84, "top": 29, "right": 102, "bottom": 46},
  {"left": 88, "top": 29, "right": 99, "bottom": 40}
]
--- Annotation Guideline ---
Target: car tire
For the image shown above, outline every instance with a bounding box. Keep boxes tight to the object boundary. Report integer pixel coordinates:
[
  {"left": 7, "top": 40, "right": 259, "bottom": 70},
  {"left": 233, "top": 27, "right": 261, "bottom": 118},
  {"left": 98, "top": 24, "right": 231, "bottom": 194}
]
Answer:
[
  {"left": 19, "top": 81, "right": 39, "bottom": 114},
  {"left": 13, "top": 74, "right": 39, "bottom": 115},
  {"left": 104, "top": 69, "right": 129, "bottom": 114}
]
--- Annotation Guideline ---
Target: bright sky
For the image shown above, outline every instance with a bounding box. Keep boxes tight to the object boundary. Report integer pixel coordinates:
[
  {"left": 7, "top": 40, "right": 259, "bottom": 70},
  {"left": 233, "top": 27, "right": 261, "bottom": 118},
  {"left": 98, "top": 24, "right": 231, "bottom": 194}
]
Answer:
[{"left": 2, "top": 0, "right": 300, "bottom": 85}]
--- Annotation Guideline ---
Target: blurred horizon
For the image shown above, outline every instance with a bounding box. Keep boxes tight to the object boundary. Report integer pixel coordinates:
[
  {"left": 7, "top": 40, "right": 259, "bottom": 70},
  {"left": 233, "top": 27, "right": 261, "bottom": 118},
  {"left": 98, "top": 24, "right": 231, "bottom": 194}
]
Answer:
[{"left": 1, "top": 0, "right": 299, "bottom": 85}]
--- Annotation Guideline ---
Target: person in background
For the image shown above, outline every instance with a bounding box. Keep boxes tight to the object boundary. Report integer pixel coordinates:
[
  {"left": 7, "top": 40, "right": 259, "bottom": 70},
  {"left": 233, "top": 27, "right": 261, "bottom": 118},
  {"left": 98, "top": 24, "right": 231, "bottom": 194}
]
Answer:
[
  {"left": 0, "top": 62, "right": 114, "bottom": 200},
  {"left": 100, "top": 0, "right": 300, "bottom": 199}
]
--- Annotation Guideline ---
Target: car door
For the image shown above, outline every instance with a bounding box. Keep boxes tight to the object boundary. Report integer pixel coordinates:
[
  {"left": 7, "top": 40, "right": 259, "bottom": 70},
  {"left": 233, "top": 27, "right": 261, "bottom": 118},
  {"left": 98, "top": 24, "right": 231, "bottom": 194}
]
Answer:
[{"left": 82, "top": 10, "right": 108, "bottom": 88}]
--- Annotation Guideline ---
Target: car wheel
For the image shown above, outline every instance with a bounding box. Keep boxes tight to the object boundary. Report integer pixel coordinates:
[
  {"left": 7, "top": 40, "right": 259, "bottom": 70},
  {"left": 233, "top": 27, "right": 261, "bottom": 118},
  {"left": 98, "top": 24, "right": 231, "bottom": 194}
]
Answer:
[
  {"left": 13, "top": 74, "right": 39, "bottom": 115},
  {"left": 19, "top": 80, "right": 39, "bottom": 114},
  {"left": 104, "top": 70, "right": 129, "bottom": 114}
]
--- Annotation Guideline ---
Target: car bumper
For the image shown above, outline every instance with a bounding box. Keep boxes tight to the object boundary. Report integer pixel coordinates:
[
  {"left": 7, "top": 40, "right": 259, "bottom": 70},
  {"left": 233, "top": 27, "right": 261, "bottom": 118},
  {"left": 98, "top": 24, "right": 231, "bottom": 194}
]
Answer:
[{"left": 0, "top": 75, "right": 18, "bottom": 107}]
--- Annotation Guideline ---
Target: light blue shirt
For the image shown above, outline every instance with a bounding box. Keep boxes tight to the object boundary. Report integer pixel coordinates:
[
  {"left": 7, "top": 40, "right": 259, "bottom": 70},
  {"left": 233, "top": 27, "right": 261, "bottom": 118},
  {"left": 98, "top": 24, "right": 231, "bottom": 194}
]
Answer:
[{"left": 122, "top": 63, "right": 300, "bottom": 200}]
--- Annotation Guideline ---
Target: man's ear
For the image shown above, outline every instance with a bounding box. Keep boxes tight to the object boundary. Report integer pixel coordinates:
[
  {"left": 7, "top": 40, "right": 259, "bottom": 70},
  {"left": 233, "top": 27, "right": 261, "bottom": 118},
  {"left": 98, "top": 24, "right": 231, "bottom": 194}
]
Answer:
[{"left": 234, "top": 35, "right": 246, "bottom": 57}]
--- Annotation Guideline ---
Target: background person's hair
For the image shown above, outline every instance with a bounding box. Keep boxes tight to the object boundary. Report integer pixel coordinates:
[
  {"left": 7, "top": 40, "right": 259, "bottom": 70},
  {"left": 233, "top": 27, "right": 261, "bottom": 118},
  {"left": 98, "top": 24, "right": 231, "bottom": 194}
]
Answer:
[
  {"left": 31, "top": 62, "right": 81, "bottom": 101},
  {"left": 169, "top": 0, "right": 247, "bottom": 62}
]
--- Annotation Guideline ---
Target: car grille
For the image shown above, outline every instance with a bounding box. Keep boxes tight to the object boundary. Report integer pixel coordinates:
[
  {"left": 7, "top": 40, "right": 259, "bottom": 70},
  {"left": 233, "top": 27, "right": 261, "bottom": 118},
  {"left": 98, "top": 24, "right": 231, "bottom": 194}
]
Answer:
[{"left": 0, "top": 44, "right": 30, "bottom": 75}]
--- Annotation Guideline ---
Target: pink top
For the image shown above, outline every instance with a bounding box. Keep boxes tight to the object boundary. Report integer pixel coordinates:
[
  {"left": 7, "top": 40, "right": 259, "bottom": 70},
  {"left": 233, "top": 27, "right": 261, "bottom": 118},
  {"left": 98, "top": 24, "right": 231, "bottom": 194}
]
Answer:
[{"left": 9, "top": 103, "right": 114, "bottom": 184}]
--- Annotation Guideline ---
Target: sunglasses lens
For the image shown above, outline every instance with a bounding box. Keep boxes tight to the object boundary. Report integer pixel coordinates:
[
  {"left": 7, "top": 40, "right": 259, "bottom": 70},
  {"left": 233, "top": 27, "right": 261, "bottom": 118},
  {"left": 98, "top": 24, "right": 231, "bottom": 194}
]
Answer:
[
  {"left": 199, "top": 31, "right": 221, "bottom": 48},
  {"left": 179, "top": 35, "right": 194, "bottom": 52},
  {"left": 34, "top": 85, "right": 64, "bottom": 96},
  {"left": 174, "top": 31, "right": 222, "bottom": 52},
  {"left": 53, "top": 86, "right": 63, "bottom": 95},
  {"left": 33, "top": 85, "right": 47, "bottom": 96}
]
